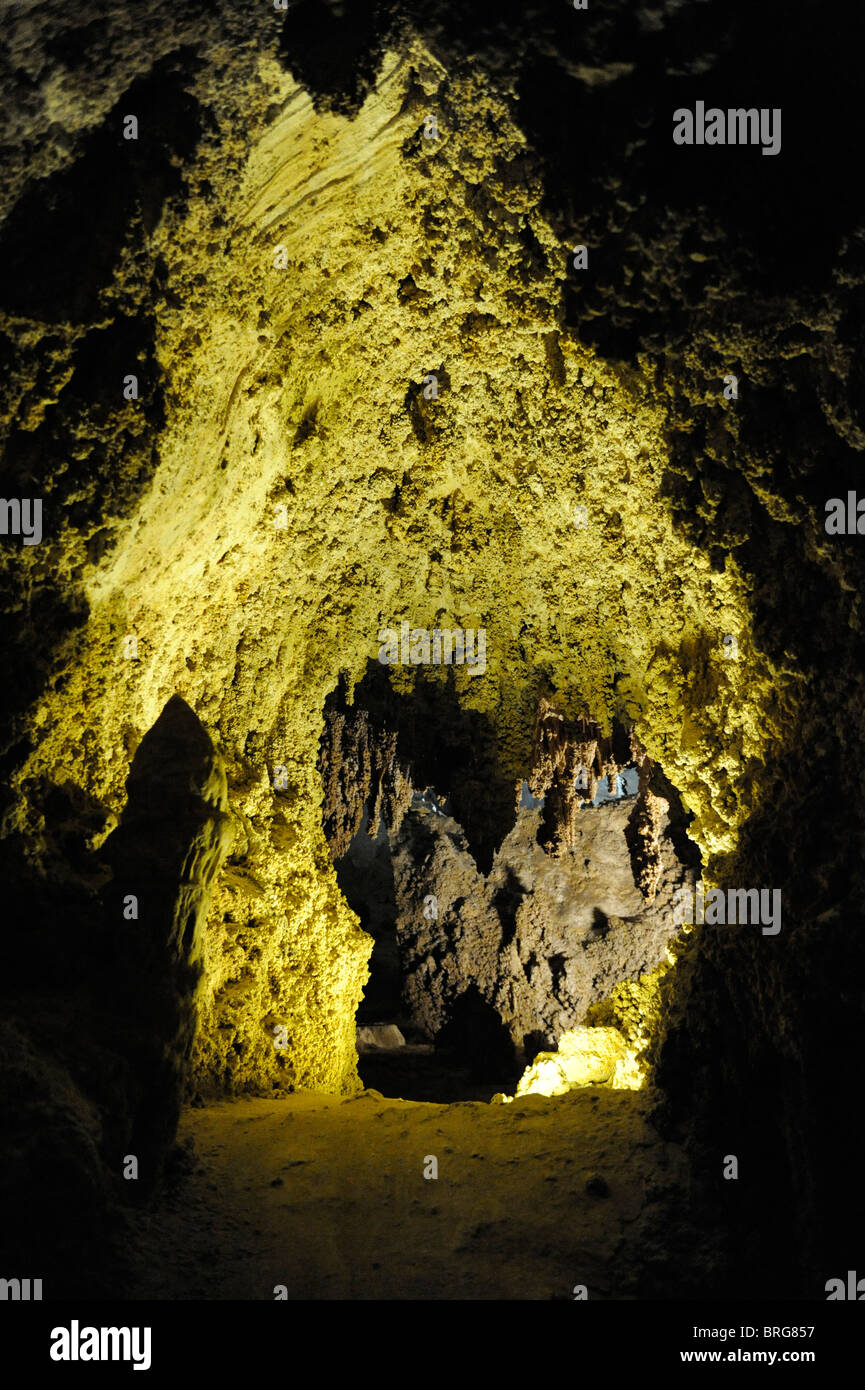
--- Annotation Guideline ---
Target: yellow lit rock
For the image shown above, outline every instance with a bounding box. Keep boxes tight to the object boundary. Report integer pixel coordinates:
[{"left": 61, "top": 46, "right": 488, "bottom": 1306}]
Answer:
[
  {"left": 513, "top": 1026, "right": 632, "bottom": 1098},
  {"left": 3, "top": 40, "right": 797, "bottom": 1098}
]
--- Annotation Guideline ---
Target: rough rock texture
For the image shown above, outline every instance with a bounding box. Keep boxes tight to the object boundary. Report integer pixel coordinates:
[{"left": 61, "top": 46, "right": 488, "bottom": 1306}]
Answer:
[
  {"left": 1, "top": 7, "right": 779, "bottom": 1112},
  {"left": 527, "top": 699, "right": 620, "bottom": 853},
  {"left": 332, "top": 807, "right": 401, "bottom": 1024},
  {"left": 511, "top": 1026, "right": 632, "bottom": 1097},
  {"left": 392, "top": 793, "right": 694, "bottom": 1068},
  {"left": 122, "top": 1088, "right": 715, "bottom": 1300},
  {"left": 0, "top": 0, "right": 864, "bottom": 1299},
  {"left": 322, "top": 690, "right": 690, "bottom": 1090},
  {"left": 624, "top": 734, "right": 667, "bottom": 901},
  {"left": 319, "top": 703, "right": 412, "bottom": 859},
  {"left": 100, "top": 693, "right": 231, "bottom": 1184}
]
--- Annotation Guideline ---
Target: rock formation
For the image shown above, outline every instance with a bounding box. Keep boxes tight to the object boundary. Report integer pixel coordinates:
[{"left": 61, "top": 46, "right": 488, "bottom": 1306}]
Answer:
[
  {"left": 319, "top": 703, "right": 412, "bottom": 858},
  {"left": 527, "top": 699, "right": 616, "bottom": 853},
  {"left": 100, "top": 694, "right": 231, "bottom": 1186},
  {"left": 391, "top": 777, "right": 693, "bottom": 1072}
]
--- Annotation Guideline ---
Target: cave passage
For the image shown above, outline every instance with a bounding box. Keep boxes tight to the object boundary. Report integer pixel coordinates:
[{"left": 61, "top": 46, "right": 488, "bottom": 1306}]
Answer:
[{"left": 320, "top": 676, "right": 700, "bottom": 1104}]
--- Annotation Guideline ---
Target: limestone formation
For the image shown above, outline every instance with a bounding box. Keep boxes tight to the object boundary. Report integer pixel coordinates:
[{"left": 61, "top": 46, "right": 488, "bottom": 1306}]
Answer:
[
  {"left": 511, "top": 1026, "right": 632, "bottom": 1097},
  {"left": 319, "top": 704, "right": 412, "bottom": 859},
  {"left": 390, "top": 788, "right": 694, "bottom": 1070},
  {"left": 624, "top": 735, "right": 668, "bottom": 902},
  {"left": 0, "top": 21, "right": 778, "bottom": 1113},
  {"left": 527, "top": 699, "right": 622, "bottom": 853},
  {"left": 100, "top": 694, "right": 231, "bottom": 1184}
]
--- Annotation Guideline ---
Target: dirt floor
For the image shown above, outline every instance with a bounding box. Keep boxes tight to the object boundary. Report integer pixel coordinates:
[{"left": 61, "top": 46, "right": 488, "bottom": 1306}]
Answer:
[{"left": 122, "top": 1086, "right": 713, "bottom": 1300}]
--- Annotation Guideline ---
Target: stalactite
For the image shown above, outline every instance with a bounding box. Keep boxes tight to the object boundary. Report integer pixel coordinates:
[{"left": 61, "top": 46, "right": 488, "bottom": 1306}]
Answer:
[
  {"left": 318, "top": 706, "right": 412, "bottom": 860},
  {"left": 527, "top": 698, "right": 613, "bottom": 854}
]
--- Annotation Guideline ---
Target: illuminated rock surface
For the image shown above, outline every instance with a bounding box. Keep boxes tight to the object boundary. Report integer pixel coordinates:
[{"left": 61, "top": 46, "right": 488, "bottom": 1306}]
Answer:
[
  {"left": 511, "top": 1026, "right": 632, "bottom": 1097},
  {"left": 1, "top": 17, "right": 780, "bottom": 1111}
]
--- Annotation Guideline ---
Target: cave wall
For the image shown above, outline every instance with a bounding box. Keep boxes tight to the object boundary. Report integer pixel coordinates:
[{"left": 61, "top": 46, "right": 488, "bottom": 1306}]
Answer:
[{"left": 1, "top": 0, "right": 863, "bottom": 1296}]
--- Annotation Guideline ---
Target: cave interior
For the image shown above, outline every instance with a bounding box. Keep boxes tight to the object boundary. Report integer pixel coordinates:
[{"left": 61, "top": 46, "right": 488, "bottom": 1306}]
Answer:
[{"left": 1, "top": 0, "right": 864, "bottom": 1305}]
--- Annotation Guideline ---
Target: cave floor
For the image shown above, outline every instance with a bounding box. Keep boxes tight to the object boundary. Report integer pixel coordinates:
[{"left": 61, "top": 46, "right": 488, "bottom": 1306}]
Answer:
[{"left": 123, "top": 1087, "right": 713, "bottom": 1300}]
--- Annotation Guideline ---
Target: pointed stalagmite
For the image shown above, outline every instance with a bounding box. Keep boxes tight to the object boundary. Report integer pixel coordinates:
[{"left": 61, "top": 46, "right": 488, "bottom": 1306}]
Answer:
[{"left": 101, "top": 694, "right": 231, "bottom": 1187}]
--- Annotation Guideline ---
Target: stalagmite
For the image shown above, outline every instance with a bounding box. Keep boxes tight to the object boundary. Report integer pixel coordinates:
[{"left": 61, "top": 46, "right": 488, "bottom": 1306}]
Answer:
[{"left": 100, "top": 694, "right": 231, "bottom": 1186}]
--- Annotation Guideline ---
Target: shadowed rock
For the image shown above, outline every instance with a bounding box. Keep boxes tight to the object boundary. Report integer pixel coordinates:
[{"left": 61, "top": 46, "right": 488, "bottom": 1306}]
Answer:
[{"left": 101, "top": 694, "right": 231, "bottom": 1189}]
